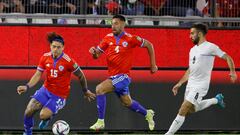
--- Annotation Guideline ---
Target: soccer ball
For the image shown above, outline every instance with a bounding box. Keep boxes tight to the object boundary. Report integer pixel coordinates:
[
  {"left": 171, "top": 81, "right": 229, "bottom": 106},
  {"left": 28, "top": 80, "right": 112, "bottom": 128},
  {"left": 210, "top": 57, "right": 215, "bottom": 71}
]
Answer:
[{"left": 52, "top": 120, "right": 70, "bottom": 135}]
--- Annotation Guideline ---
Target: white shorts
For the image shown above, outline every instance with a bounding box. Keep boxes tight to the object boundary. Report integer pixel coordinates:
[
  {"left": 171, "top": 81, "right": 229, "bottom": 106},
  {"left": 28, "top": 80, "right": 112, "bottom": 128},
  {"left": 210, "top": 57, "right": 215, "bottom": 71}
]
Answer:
[{"left": 184, "top": 87, "right": 208, "bottom": 108}]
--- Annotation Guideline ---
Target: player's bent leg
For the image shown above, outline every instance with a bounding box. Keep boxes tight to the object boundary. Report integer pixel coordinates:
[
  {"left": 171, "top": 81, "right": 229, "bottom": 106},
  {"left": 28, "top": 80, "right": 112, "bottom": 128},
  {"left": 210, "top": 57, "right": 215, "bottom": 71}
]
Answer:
[
  {"left": 90, "top": 79, "right": 114, "bottom": 130},
  {"left": 165, "top": 100, "right": 194, "bottom": 135},
  {"left": 39, "top": 107, "right": 53, "bottom": 129},
  {"left": 24, "top": 98, "right": 42, "bottom": 135},
  {"left": 195, "top": 98, "right": 218, "bottom": 112},
  {"left": 120, "top": 94, "right": 132, "bottom": 107},
  {"left": 95, "top": 79, "right": 114, "bottom": 95},
  {"left": 120, "top": 95, "right": 155, "bottom": 130}
]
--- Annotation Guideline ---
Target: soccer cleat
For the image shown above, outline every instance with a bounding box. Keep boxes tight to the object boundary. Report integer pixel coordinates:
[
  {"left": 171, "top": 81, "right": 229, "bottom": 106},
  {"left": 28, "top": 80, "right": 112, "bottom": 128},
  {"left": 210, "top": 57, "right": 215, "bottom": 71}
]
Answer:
[
  {"left": 145, "top": 109, "right": 155, "bottom": 130},
  {"left": 89, "top": 119, "right": 105, "bottom": 130},
  {"left": 215, "top": 93, "right": 225, "bottom": 108},
  {"left": 39, "top": 119, "right": 49, "bottom": 129}
]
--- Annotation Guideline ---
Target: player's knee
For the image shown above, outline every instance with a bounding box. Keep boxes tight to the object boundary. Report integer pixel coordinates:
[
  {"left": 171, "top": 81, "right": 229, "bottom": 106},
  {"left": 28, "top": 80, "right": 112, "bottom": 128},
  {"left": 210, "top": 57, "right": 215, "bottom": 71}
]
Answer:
[
  {"left": 24, "top": 108, "right": 34, "bottom": 117},
  {"left": 39, "top": 112, "right": 51, "bottom": 120},
  {"left": 178, "top": 105, "right": 191, "bottom": 116},
  {"left": 96, "top": 84, "right": 104, "bottom": 95}
]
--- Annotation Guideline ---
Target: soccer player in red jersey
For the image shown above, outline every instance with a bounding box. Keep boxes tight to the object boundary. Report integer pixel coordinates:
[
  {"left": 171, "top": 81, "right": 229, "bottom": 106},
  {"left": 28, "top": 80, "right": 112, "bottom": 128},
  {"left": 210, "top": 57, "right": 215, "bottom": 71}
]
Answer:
[
  {"left": 17, "top": 32, "right": 95, "bottom": 135},
  {"left": 89, "top": 15, "right": 158, "bottom": 130}
]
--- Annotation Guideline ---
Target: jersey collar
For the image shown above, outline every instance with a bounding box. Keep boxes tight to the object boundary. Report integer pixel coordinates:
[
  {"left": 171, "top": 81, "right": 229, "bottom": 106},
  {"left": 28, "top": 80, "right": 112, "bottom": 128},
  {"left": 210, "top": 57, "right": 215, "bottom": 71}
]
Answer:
[
  {"left": 114, "top": 31, "right": 125, "bottom": 45},
  {"left": 52, "top": 52, "right": 64, "bottom": 68}
]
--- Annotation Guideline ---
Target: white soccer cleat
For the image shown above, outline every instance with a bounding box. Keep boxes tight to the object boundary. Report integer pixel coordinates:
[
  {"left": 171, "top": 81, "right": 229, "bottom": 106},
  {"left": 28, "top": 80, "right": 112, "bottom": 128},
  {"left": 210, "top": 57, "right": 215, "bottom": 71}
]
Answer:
[
  {"left": 89, "top": 119, "right": 105, "bottom": 130},
  {"left": 145, "top": 109, "right": 155, "bottom": 130}
]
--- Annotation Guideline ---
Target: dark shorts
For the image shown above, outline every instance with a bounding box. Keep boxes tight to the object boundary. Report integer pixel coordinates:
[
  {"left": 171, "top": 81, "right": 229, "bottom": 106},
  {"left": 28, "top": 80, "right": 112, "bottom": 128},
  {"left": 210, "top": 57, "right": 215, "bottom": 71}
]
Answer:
[
  {"left": 31, "top": 86, "right": 66, "bottom": 114},
  {"left": 110, "top": 74, "right": 131, "bottom": 97}
]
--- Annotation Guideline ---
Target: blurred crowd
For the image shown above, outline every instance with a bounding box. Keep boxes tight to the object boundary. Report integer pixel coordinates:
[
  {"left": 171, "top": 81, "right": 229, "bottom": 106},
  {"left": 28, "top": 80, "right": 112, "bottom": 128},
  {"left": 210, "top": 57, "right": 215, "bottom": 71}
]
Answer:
[
  {"left": 0, "top": 0, "right": 239, "bottom": 17},
  {"left": 0, "top": 0, "right": 239, "bottom": 26}
]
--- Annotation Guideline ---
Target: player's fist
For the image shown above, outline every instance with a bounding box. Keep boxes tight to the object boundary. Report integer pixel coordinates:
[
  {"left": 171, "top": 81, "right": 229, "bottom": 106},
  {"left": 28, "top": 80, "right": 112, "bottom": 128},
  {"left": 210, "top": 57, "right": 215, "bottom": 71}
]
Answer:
[
  {"left": 89, "top": 47, "right": 97, "bottom": 55},
  {"left": 89, "top": 47, "right": 100, "bottom": 59},
  {"left": 172, "top": 83, "right": 181, "bottom": 96},
  {"left": 84, "top": 90, "right": 96, "bottom": 102},
  {"left": 17, "top": 85, "right": 27, "bottom": 95},
  {"left": 150, "top": 65, "right": 158, "bottom": 74}
]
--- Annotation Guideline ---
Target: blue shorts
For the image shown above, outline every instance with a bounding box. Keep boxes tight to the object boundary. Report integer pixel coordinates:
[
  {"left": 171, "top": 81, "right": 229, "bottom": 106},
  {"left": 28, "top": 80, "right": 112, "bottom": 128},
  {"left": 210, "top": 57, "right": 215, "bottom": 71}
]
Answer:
[
  {"left": 110, "top": 74, "right": 131, "bottom": 97},
  {"left": 31, "top": 86, "right": 66, "bottom": 114}
]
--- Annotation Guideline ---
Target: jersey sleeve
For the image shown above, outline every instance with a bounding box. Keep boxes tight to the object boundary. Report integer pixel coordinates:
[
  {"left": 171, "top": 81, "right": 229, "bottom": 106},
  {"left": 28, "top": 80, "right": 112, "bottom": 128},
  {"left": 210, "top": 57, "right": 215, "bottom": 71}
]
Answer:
[
  {"left": 97, "top": 36, "right": 109, "bottom": 52},
  {"left": 211, "top": 44, "right": 226, "bottom": 58},
  {"left": 69, "top": 58, "right": 80, "bottom": 73},
  {"left": 37, "top": 55, "right": 46, "bottom": 72},
  {"left": 131, "top": 35, "right": 145, "bottom": 48}
]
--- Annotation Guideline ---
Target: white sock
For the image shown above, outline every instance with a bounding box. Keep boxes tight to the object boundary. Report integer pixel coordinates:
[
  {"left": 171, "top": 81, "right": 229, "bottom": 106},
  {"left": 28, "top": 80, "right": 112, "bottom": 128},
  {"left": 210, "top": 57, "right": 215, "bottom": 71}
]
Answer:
[
  {"left": 195, "top": 98, "right": 218, "bottom": 112},
  {"left": 166, "top": 114, "right": 185, "bottom": 134}
]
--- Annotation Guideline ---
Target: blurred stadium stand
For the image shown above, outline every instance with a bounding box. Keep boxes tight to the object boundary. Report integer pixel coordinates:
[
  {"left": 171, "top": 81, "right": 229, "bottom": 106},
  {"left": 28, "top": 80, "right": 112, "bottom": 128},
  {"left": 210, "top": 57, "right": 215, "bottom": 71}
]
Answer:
[{"left": 0, "top": 0, "right": 239, "bottom": 27}]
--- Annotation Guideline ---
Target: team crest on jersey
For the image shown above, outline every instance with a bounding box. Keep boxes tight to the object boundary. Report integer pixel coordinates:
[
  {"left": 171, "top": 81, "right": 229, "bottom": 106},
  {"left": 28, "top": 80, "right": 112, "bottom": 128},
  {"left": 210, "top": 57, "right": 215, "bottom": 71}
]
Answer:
[
  {"left": 109, "top": 42, "right": 113, "bottom": 45},
  {"left": 122, "top": 41, "right": 128, "bottom": 47},
  {"left": 59, "top": 65, "right": 64, "bottom": 71},
  {"left": 46, "top": 63, "right": 50, "bottom": 67}
]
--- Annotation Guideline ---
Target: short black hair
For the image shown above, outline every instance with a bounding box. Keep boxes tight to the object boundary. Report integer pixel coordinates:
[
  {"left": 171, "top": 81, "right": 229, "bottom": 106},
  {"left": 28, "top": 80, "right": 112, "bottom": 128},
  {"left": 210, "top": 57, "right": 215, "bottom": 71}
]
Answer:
[
  {"left": 191, "top": 23, "right": 208, "bottom": 36},
  {"left": 112, "top": 14, "right": 126, "bottom": 22},
  {"left": 47, "top": 32, "right": 64, "bottom": 45}
]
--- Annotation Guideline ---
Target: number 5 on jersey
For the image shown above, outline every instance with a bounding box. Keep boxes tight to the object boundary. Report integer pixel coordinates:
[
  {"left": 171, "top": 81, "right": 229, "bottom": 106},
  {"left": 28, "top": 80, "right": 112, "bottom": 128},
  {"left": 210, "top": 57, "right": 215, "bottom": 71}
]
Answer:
[{"left": 51, "top": 69, "right": 58, "bottom": 78}]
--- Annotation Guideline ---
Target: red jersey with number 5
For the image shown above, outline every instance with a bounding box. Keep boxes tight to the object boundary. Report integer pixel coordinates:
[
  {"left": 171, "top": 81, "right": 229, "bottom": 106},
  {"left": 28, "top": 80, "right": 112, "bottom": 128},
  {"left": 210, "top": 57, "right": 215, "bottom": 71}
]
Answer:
[
  {"left": 37, "top": 52, "right": 79, "bottom": 99},
  {"left": 97, "top": 32, "right": 144, "bottom": 76}
]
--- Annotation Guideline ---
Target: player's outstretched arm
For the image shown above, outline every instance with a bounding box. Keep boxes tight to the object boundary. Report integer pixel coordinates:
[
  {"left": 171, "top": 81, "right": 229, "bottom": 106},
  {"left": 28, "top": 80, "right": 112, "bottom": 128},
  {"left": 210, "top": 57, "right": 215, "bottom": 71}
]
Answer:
[
  {"left": 89, "top": 46, "right": 102, "bottom": 59},
  {"left": 73, "top": 68, "right": 96, "bottom": 102},
  {"left": 221, "top": 53, "right": 237, "bottom": 83},
  {"left": 172, "top": 68, "right": 190, "bottom": 96},
  {"left": 17, "top": 70, "right": 43, "bottom": 95},
  {"left": 142, "top": 40, "right": 158, "bottom": 74}
]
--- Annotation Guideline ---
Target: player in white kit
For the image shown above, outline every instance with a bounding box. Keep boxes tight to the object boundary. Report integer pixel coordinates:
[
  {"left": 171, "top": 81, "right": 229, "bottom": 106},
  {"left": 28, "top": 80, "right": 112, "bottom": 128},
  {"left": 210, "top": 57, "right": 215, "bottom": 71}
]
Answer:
[{"left": 165, "top": 23, "right": 237, "bottom": 135}]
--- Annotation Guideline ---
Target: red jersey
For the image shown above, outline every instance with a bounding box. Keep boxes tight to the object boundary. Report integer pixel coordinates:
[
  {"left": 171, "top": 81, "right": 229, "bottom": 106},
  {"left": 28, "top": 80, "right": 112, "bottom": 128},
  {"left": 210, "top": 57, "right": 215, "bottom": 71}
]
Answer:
[
  {"left": 97, "top": 32, "right": 144, "bottom": 76},
  {"left": 37, "top": 52, "right": 79, "bottom": 99}
]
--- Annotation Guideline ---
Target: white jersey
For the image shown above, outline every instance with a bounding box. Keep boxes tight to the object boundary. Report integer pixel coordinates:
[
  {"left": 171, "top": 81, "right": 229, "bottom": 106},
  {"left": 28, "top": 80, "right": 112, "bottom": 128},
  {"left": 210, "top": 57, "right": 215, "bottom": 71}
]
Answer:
[{"left": 186, "top": 41, "right": 225, "bottom": 92}]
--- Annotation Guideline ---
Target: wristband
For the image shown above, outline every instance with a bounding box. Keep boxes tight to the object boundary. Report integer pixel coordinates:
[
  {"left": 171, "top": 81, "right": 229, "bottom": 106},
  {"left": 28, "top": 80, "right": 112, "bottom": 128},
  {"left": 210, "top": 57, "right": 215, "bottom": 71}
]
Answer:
[
  {"left": 82, "top": 88, "right": 88, "bottom": 93},
  {"left": 25, "top": 84, "right": 30, "bottom": 90}
]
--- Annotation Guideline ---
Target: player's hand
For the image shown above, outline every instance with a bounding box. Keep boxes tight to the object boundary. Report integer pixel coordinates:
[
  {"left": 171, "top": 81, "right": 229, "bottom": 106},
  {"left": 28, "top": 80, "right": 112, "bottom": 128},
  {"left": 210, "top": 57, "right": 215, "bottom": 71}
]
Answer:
[
  {"left": 229, "top": 71, "right": 237, "bottom": 83},
  {"left": 150, "top": 65, "right": 158, "bottom": 74},
  {"left": 84, "top": 90, "right": 96, "bottom": 102},
  {"left": 89, "top": 47, "right": 97, "bottom": 55},
  {"left": 17, "top": 85, "right": 27, "bottom": 95},
  {"left": 172, "top": 83, "right": 181, "bottom": 96}
]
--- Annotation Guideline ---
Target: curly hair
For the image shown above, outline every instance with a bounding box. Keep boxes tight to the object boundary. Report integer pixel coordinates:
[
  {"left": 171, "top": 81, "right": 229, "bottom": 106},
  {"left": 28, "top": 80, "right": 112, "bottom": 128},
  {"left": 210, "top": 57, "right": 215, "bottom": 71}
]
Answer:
[{"left": 47, "top": 32, "right": 64, "bottom": 45}]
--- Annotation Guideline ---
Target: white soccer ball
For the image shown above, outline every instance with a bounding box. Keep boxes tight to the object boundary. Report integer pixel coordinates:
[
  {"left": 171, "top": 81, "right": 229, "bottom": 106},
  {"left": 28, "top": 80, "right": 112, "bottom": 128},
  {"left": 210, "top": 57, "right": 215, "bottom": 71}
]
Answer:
[{"left": 52, "top": 120, "right": 70, "bottom": 135}]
